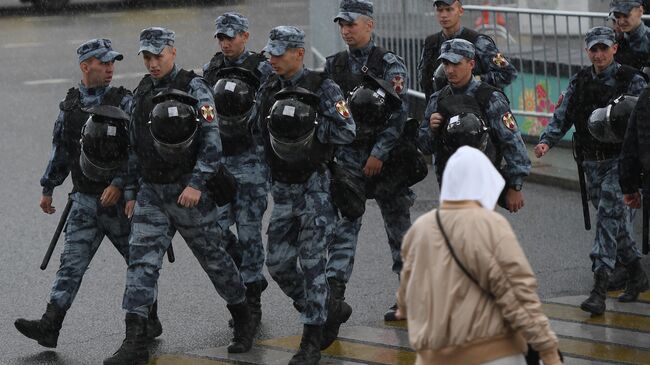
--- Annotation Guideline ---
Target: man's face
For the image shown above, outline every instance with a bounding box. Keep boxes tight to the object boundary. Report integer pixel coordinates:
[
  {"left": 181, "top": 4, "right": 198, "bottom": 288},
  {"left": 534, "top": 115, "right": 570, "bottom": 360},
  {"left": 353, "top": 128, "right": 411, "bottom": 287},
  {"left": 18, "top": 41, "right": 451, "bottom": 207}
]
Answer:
[
  {"left": 142, "top": 46, "right": 176, "bottom": 79},
  {"left": 442, "top": 58, "right": 474, "bottom": 87},
  {"left": 587, "top": 43, "right": 617, "bottom": 71},
  {"left": 614, "top": 6, "right": 643, "bottom": 33},
  {"left": 435, "top": 2, "right": 463, "bottom": 31},
  {"left": 338, "top": 17, "right": 373, "bottom": 48},
  {"left": 81, "top": 57, "right": 115, "bottom": 88},
  {"left": 269, "top": 48, "right": 304, "bottom": 77},
  {"left": 217, "top": 32, "right": 249, "bottom": 59}
]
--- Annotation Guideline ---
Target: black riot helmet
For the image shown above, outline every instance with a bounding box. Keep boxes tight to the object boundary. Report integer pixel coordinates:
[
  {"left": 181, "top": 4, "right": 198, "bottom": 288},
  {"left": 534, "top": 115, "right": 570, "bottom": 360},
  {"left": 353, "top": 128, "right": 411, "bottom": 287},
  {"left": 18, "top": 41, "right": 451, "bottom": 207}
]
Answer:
[
  {"left": 433, "top": 63, "right": 448, "bottom": 93},
  {"left": 442, "top": 112, "right": 489, "bottom": 152},
  {"left": 149, "top": 89, "right": 199, "bottom": 163},
  {"left": 588, "top": 94, "right": 638, "bottom": 143},
  {"left": 268, "top": 86, "right": 320, "bottom": 163},
  {"left": 79, "top": 105, "right": 130, "bottom": 182},
  {"left": 348, "top": 74, "right": 402, "bottom": 140},
  {"left": 213, "top": 67, "right": 260, "bottom": 139}
]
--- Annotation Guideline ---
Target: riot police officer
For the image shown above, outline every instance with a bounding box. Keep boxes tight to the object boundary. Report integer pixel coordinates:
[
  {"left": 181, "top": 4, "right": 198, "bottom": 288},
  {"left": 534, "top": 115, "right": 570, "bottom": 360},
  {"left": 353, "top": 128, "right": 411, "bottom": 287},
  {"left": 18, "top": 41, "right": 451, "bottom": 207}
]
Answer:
[
  {"left": 104, "top": 27, "right": 253, "bottom": 365},
  {"left": 324, "top": 0, "right": 416, "bottom": 325},
  {"left": 534, "top": 26, "right": 648, "bottom": 315},
  {"left": 255, "top": 26, "right": 356, "bottom": 364},
  {"left": 14, "top": 39, "right": 138, "bottom": 349},
  {"left": 418, "top": 39, "right": 530, "bottom": 213},
  {"left": 202, "top": 12, "right": 274, "bottom": 333},
  {"left": 610, "top": 0, "right": 650, "bottom": 70},
  {"left": 418, "top": 0, "right": 517, "bottom": 99}
]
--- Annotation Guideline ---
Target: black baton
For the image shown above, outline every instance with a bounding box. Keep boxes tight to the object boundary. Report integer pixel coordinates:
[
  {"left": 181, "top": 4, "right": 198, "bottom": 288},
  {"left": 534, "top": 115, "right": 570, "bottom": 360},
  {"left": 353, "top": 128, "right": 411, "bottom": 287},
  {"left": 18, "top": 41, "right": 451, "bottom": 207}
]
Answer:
[
  {"left": 572, "top": 136, "right": 591, "bottom": 230},
  {"left": 643, "top": 188, "right": 649, "bottom": 255},
  {"left": 166, "top": 244, "right": 175, "bottom": 263},
  {"left": 40, "top": 198, "right": 73, "bottom": 270}
]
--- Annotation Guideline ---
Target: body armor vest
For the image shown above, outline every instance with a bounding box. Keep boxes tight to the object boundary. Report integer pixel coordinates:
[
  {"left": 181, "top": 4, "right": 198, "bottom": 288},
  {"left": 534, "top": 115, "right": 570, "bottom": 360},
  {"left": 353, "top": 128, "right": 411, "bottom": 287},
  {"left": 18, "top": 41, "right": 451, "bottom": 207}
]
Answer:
[
  {"left": 421, "top": 28, "right": 480, "bottom": 99},
  {"left": 204, "top": 52, "right": 266, "bottom": 156},
  {"left": 567, "top": 65, "right": 637, "bottom": 159},
  {"left": 260, "top": 72, "right": 333, "bottom": 184},
  {"left": 328, "top": 46, "right": 391, "bottom": 144},
  {"left": 132, "top": 69, "right": 197, "bottom": 184},
  {"left": 615, "top": 36, "right": 646, "bottom": 70},
  {"left": 436, "top": 82, "right": 503, "bottom": 172},
  {"left": 60, "top": 86, "right": 128, "bottom": 194}
]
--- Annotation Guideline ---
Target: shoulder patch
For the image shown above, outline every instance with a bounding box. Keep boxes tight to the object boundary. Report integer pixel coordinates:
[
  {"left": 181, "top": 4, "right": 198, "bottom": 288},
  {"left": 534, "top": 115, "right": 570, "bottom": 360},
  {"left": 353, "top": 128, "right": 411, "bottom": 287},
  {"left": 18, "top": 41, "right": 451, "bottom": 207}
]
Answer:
[
  {"left": 200, "top": 105, "right": 215, "bottom": 122},
  {"left": 383, "top": 52, "right": 398, "bottom": 64},
  {"left": 335, "top": 100, "right": 351, "bottom": 118},
  {"left": 502, "top": 111, "right": 517, "bottom": 131},
  {"left": 492, "top": 53, "right": 509, "bottom": 68},
  {"left": 391, "top": 75, "right": 405, "bottom": 94}
]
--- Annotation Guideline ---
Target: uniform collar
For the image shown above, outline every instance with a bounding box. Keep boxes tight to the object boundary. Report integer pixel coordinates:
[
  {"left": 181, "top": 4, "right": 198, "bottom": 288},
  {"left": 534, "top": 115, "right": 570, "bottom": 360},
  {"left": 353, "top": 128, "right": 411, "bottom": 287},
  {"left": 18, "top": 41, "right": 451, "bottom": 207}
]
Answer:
[
  {"left": 152, "top": 64, "right": 179, "bottom": 87},
  {"left": 280, "top": 67, "right": 306, "bottom": 87},
  {"left": 591, "top": 62, "right": 617, "bottom": 79},
  {"left": 225, "top": 49, "right": 251, "bottom": 66},
  {"left": 442, "top": 26, "right": 465, "bottom": 40},
  {"left": 626, "top": 22, "right": 647, "bottom": 39},
  {"left": 349, "top": 38, "right": 376, "bottom": 58},
  {"left": 78, "top": 83, "right": 108, "bottom": 97},
  {"left": 450, "top": 77, "right": 480, "bottom": 94}
]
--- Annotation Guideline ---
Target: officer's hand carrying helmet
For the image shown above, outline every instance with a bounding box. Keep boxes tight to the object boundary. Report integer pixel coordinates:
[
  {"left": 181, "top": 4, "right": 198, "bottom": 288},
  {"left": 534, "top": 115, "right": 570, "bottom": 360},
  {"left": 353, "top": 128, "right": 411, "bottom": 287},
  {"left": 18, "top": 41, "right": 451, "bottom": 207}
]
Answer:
[
  {"left": 149, "top": 89, "right": 199, "bottom": 163},
  {"left": 268, "top": 86, "right": 320, "bottom": 163},
  {"left": 348, "top": 74, "right": 402, "bottom": 141},
  {"left": 213, "top": 67, "right": 260, "bottom": 139},
  {"left": 588, "top": 94, "right": 638, "bottom": 143},
  {"left": 432, "top": 63, "right": 448, "bottom": 93},
  {"left": 442, "top": 112, "right": 489, "bottom": 153},
  {"left": 79, "top": 105, "right": 130, "bottom": 182}
]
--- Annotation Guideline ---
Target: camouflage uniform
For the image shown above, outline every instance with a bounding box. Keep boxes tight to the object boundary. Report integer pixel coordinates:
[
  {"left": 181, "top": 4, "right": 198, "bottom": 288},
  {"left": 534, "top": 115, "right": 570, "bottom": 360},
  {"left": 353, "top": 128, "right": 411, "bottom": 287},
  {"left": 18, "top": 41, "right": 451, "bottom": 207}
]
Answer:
[
  {"left": 122, "top": 28, "right": 246, "bottom": 319},
  {"left": 256, "top": 27, "right": 356, "bottom": 326},
  {"left": 418, "top": 0, "right": 517, "bottom": 98},
  {"left": 419, "top": 39, "right": 530, "bottom": 192},
  {"left": 202, "top": 12, "right": 274, "bottom": 286},
  {"left": 324, "top": 41, "right": 414, "bottom": 284},
  {"left": 611, "top": 0, "right": 650, "bottom": 69}
]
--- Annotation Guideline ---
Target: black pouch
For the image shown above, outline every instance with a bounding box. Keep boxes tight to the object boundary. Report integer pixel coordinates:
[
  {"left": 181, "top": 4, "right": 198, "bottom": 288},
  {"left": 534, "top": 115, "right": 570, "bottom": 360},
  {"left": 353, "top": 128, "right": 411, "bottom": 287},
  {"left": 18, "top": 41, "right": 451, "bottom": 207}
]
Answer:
[
  {"left": 205, "top": 165, "right": 237, "bottom": 207},
  {"left": 329, "top": 162, "right": 366, "bottom": 220}
]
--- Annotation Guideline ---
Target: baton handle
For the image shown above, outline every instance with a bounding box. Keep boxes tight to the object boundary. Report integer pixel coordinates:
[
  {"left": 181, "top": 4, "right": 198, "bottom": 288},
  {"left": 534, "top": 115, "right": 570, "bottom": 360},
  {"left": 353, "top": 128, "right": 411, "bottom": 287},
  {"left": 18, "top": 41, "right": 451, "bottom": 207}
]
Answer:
[{"left": 40, "top": 198, "right": 73, "bottom": 270}]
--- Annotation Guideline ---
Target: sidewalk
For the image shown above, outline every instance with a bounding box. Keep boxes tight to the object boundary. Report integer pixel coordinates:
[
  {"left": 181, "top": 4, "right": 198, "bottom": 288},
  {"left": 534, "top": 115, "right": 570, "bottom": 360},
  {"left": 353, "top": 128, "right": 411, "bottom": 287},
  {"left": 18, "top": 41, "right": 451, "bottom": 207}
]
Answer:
[{"left": 527, "top": 144, "right": 580, "bottom": 191}]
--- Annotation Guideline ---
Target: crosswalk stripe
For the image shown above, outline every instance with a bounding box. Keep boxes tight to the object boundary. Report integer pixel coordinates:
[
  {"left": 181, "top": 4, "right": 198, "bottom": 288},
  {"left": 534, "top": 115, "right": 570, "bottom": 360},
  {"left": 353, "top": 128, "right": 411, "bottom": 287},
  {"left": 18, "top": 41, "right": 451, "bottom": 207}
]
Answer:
[
  {"left": 558, "top": 337, "right": 650, "bottom": 364},
  {"left": 547, "top": 296, "right": 650, "bottom": 316},
  {"left": 543, "top": 303, "right": 650, "bottom": 333},
  {"left": 382, "top": 320, "right": 407, "bottom": 330},
  {"left": 563, "top": 357, "right": 618, "bottom": 365},
  {"left": 150, "top": 354, "right": 234, "bottom": 364},
  {"left": 190, "top": 345, "right": 367, "bottom": 364},
  {"left": 258, "top": 336, "right": 416, "bottom": 364},
  {"left": 608, "top": 291, "right": 650, "bottom": 304},
  {"left": 550, "top": 319, "right": 650, "bottom": 349},
  {"left": 337, "top": 325, "right": 411, "bottom": 349}
]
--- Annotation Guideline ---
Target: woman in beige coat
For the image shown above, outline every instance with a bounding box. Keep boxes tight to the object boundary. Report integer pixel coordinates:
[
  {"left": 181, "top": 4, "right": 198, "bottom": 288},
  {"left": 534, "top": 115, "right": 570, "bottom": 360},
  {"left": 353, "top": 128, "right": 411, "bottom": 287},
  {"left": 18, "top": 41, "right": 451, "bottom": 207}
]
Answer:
[{"left": 397, "top": 146, "right": 562, "bottom": 365}]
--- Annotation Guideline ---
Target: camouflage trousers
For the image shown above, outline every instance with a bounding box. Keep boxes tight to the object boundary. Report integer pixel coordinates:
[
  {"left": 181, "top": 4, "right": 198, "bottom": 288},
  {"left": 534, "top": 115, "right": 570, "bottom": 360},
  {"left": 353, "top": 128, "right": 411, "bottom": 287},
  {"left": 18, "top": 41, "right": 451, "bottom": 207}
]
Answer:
[
  {"left": 584, "top": 159, "right": 641, "bottom": 272},
  {"left": 217, "top": 151, "right": 269, "bottom": 284},
  {"left": 123, "top": 181, "right": 246, "bottom": 318},
  {"left": 266, "top": 170, "right": 334, "bottom": 325},
  {"left": 50, "top": 192, "right": 130, "bottom": 311}
]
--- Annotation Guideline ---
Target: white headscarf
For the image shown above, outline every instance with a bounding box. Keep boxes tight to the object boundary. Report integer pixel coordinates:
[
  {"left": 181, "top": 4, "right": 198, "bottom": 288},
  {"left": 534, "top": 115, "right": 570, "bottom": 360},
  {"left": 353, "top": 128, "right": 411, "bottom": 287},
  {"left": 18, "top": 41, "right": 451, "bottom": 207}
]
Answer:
[{"left": 439, "top": 146, "right": 505, "bottom": 210}]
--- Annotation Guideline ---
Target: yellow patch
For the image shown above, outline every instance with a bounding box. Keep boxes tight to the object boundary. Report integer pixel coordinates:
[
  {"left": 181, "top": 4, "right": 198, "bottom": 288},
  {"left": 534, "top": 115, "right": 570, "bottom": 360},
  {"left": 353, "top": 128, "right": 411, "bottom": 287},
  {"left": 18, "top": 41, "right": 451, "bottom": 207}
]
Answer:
[
  {"left": 492, "top": 53, "right": 509, "bottom": 68},
  {"left": 200, "top": 105, "right": 215, "bottom": 122},
  {"left": 502, "top": 112, "right": 517, "bottom": 131},
  {"left": 336, "top": 100, "right": 351, "bottom": 118}
]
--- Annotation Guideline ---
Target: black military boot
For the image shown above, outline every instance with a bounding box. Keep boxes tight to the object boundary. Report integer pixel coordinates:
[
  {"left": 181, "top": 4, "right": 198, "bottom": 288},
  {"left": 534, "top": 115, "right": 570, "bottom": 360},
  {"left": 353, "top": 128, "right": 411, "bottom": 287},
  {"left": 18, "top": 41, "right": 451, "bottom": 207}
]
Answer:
[
  {"left": 246, "top": 279, "right": 268, "bottom": 333},
  {"left": 14, "top": 303, "right": 66, "bottom": 348},
  {"left": 226, "top": 302, "right": 254, "bottom": 353},
  {"left": 608, "top": 262, "right": 628, "bottom": 291},
  {"left": 618, "top": 259, "right": 650, "bottom": 302},
  {"left": 289, "top": 324, "right": 322, "bottom": 365},
  {"left": 321, "top": 278, "right": 352, "bottom": 350},
  {"left": 580, "top": 268, "right": 610, "bottom": 315},
  {"left": 147, "top": 301, "right": 162, "bottom": 340},
  {"left": 103, "top": 313, "right": 149, "bottom": 365}
]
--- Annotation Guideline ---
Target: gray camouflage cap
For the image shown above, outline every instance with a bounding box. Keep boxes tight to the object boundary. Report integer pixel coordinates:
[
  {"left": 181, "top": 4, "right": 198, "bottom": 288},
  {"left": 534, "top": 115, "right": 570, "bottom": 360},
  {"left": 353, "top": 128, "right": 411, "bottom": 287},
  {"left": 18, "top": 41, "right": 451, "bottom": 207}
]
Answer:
[
  {"left": 333, "top": 0, "right": 374, "bottom": 23},
  {"left": 585, "top": 26, "right": 616, "bottom": 49},
  {"left": 214, "top": 12, "right": 249, "bottom": 38},
  {"left": 609, "top": 0, "right": 643, "bottom": 14},
  {"left": 77, "top": 38, "right": 123, "bottom": 63},
  {"left": 434, "top": 0, "right": 461, "bottom": 6},
  {"left": 138, "top": 27, "right": 175, "bottom": 55},
  {"left": 438, "top": 38, "right": 475, "bottom": 63},
  {"left": 263, "top": 26, "right": 305, "bottom": 56}
]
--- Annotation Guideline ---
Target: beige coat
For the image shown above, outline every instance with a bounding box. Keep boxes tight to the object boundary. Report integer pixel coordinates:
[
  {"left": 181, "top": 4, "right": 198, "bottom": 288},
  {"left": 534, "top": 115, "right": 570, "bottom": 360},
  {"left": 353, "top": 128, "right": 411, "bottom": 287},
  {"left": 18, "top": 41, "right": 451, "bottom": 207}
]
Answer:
[{"left": 397, "top": 204, "right": 561, "bottom": 365}]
